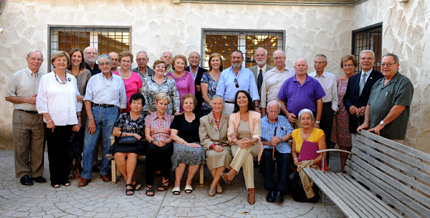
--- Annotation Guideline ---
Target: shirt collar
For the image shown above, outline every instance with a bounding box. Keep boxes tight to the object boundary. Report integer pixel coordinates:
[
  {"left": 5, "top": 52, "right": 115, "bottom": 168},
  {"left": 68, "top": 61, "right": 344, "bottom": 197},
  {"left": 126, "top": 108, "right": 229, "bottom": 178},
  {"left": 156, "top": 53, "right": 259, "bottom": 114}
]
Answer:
[
  {"left": 292, "top": 74, "right": 310, "bottom": 84},
  {"left": 26, "top": 68, "right": 40, "bottom": 77},
  {"left": 258, "top": 64, "right": 267, "bottom": 72},
  {"left": 361, "top": 69, "right": 373, "bottom": 77},
  {"left": 311, "top": 71, "right": 326, "bottom": 78},
  {"left": 152, "top": 112, "right": 169, "bottom": 121},
  {"left": 101, "top": 72, "right": 113, "bottom": 80}
]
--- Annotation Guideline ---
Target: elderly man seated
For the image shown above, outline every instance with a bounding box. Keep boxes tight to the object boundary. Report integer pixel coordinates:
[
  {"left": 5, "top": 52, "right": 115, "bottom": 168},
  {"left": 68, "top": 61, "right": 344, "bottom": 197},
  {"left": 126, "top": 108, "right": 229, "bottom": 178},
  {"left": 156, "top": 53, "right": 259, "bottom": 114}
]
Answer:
[{"left": 260, "top": 100, "right": 293, "bottom": 203}]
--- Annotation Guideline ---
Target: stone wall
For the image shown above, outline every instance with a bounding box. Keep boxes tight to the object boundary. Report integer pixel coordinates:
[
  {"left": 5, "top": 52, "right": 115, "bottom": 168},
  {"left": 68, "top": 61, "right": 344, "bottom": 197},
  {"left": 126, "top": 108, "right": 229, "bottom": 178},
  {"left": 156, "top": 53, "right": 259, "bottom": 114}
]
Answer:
[
  {"left": 0, "top": 0, "right": 428, "bottom": 153},
  {"left": 352, "top": 0, "right": 430, "bottom": 153}
]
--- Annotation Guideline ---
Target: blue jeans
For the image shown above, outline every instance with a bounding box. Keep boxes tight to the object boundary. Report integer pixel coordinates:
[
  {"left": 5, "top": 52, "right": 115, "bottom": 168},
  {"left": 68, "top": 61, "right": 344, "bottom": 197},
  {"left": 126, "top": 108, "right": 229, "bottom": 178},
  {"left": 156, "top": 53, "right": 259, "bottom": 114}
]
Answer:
[
  {"left": 81, "top": 106, "right": 118, "bottom": 179},
  {"left": 261, "top": 148, "right": 292, "bottom": 193}
]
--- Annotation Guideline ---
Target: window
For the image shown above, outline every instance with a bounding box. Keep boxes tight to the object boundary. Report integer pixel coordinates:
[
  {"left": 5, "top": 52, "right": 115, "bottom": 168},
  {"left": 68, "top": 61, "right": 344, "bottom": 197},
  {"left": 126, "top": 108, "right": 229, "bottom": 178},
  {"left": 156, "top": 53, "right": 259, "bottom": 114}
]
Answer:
[
  {"left": 202, "top": 29, "right": 285, "bottom": 69},
  {"left": 49, "top": 26, "right": 131, "bottom": 70},
  {"left": 352, "top": 23, "right": 382, "bottom": 73}
]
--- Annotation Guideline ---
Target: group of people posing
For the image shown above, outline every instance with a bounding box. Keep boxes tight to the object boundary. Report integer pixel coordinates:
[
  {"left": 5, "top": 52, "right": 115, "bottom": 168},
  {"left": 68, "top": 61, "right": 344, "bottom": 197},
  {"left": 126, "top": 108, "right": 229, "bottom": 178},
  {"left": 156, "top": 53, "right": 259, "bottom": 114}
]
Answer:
[{"left": 5, "top": 46, "right": 413, "bottom": 205}]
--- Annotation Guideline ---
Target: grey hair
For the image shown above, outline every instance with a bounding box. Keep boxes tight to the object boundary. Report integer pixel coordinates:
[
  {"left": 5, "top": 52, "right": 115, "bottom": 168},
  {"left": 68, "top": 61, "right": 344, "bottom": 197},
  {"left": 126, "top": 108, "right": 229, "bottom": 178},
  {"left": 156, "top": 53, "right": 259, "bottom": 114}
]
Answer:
[
  {"left": 27, "top": 49, "right": 43, "bottom": 59},
  {"left": 254, "top": 47, "right": 268, "bottom": 56},
  {"left": 298, "top": 108, "right": 314, "bottom": 120},
  {"left": 359, "top": 50, "right": 375, "bottom": 59},
  {"left": 210, "top": 94, "right": 224, "bottom": 105},
  {"left": 188, "top": 51, "right": 200, "bottom": 58},
  {"left": 136, "top": 50, "right": 148, "bottom": 58},
  {"left": 272, "top": 50, "right": 285, "bottom": 58},
  {"left": 97, "top": 54, "right": 112, "bottom": 64},
  {"left": 315, "top": 54, "right": 327, "bottom": 62},
  {"left": 267, "top": 100, "right": 281, "bottom": 110},
  {"left": 84, "top": 46, "right": 98, "bottom": 54},
  {"left": 382, "top": 53, "right": 399, "bottom": 64}
]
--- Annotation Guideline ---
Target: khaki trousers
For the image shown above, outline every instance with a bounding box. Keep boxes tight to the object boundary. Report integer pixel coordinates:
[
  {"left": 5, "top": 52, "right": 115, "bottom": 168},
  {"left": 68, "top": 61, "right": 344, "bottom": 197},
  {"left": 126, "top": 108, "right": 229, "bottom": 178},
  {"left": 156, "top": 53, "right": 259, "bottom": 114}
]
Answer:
[
  {"left": 297, "top": 160, "right": 319, "bottom": 199},
  {"left": 230, "top": 144, "right": 259, "bottom": 189},
  {"left": 12, "top": 109, "right": 45, "bottom": 178}
]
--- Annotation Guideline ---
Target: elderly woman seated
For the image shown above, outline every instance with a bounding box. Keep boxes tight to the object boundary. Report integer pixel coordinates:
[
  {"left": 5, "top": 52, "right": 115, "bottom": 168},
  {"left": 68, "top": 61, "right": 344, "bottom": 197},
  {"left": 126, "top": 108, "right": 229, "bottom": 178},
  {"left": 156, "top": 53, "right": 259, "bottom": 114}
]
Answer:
[
  {"left": 221, "top": 90, "right": 262, "bottom": 205},
  {"left": 170, "top": 94, "right": 205, "bottom": 195},
  {"left": 144, "top": 93, "right": 174, "bottom": 196},
  {"left": 292, "top": 108, "right": 327, "bottom": 202},
  {"left": 111, "top": 93, "right": 146, "bottom": 195},
  {"left": 199, "top": 94, "right": 232, "bottom": 196}
]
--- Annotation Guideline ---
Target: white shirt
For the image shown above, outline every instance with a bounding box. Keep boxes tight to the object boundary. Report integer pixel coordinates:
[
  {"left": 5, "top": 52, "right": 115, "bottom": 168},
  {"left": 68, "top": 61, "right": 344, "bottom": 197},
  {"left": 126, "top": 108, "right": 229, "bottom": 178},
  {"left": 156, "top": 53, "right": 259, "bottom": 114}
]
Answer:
[
  {"left": 309, "top": 71, "right": 339, "bottom": 111},
  {"left": 5, "top": 68, "right": 45, "bottom": 111},
  {"left": 83, "top": 73, "right": 127, "bottom": 108},
  {"left": 260, "top": 66, "right": 295, "bottom": 108},
  {"left": 36, "top": 72, "right": 82, "bottom": 125}
]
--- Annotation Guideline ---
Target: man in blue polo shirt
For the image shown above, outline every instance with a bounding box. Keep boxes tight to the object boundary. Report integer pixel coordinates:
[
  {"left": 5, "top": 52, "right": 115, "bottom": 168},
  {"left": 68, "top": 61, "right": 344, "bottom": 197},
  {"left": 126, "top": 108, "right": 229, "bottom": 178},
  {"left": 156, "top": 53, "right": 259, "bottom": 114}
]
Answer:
[{"left": 277, "top": 58, "right": 325, "bottom": 127}]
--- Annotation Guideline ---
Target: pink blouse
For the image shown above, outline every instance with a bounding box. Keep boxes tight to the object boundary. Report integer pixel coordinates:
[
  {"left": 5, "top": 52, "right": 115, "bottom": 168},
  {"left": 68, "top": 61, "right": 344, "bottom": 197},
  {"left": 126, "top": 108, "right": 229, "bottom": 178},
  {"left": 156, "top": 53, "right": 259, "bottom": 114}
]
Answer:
[
  {"left": 113, "top": 71, "right": 142, "bottom": 112},
  {"left": 165, "top": 71, "right": 195, "bottom": 112}
]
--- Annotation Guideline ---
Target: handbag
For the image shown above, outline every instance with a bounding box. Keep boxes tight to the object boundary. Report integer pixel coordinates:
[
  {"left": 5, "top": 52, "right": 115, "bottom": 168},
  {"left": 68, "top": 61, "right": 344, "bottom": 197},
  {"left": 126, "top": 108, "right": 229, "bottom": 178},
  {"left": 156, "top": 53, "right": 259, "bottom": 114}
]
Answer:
[{"left": 118, "top": 136, "right": 138, "bottom": 145}]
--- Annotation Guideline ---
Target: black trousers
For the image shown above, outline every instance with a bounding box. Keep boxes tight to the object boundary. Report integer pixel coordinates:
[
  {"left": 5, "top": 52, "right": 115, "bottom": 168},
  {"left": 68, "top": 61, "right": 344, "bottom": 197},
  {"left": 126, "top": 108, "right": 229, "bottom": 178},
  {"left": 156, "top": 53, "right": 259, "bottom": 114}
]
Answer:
[
  {"left": 46, "top": 125, "right": 73, "bottom": 185},
  {"left": 145, "top": 142, "right": 173, "bottom": 185},
  {"left": 261, "top": 148, "right": 292, "bottom": 193},
  {"left": 320, "top": 102, "right": 334, "bottom": 164}
]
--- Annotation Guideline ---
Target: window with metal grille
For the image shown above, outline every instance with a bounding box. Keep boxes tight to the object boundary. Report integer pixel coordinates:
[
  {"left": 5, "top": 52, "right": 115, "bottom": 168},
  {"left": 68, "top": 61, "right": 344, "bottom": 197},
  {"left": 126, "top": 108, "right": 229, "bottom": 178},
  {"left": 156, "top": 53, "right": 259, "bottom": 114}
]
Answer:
[
  {"left": 201, "top": 29, "right": 285, "bottom": 69},
  {"left": 351, "top": 23, "right": 382, "bottom": 74},
  {"left": 48, "top": 26, "right": 131, "bottom": 70}
]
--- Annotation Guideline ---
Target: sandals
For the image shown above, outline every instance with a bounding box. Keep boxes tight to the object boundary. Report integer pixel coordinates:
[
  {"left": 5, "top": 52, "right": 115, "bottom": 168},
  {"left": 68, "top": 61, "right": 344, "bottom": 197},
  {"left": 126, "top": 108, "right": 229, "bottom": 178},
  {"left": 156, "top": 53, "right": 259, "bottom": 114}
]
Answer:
[
  {"left": 172, "top": 186, "right": 180, "bottom": 195},
  {"left": 145, "top": 185, "right": 154, "bottom": 197},
  {"left": 184, "top": 185, "right": 193, "bottom": 194},
  {"left": 51, "top": 184, "right": 60, "bottom": 188},
  {"left": 125, "top": 184, "right": 134, "bottom": 196},
  {"left": 63, "top": 181, "right": 71, "bottom": 187},
  {"left": 157, "top": 178, "right": 169, "bottom": 191},
  {"left": 132, "top": 181, "right": 142, "bottom": 191}
]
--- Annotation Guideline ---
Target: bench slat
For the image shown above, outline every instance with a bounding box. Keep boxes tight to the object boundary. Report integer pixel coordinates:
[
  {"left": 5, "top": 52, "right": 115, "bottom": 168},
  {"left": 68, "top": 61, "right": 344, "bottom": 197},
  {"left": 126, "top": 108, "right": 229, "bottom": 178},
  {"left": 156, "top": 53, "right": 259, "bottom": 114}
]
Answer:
[
  {"left": 303, "top": 168, "right": 359, "bottom": 217},
  {"left": 355, "top": 134, "right": 430, "bottom": 174},
  {"left": 352, "top": 141, "right": 430, "bottom": 197},
  {"left": 359, "top": 131, "right": 430, "bottom": 162},
  {"left": 305, "top": 168, "right": 400, "bottom": 218},
  {"left": 349, "top": 159, "right": 429, "bottom": 217}
]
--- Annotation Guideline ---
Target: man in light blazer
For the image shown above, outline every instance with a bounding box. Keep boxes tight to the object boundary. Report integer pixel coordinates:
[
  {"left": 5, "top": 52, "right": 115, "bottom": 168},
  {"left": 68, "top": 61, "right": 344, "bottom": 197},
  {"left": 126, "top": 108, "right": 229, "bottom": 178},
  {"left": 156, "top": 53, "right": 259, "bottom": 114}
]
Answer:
[
  {"left": 344, "top": 50, "right": 383, "bottom": 133},
  {"left": 247, "top": 47, "right": 273, "bottom": 97},
  {"left": 186, "top": 51, "right": 208, "bottom": 117}
]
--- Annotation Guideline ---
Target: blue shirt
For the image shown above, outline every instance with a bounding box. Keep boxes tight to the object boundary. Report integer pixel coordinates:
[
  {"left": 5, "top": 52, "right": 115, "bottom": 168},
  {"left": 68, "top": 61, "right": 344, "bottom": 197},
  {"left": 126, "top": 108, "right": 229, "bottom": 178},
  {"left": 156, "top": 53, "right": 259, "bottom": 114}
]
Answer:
[
  {"left": 216, "top": 67, "right": 260, "bottom": 102},
  {"left": 261, "top": 115, "right": 293, "bottom": 153}
]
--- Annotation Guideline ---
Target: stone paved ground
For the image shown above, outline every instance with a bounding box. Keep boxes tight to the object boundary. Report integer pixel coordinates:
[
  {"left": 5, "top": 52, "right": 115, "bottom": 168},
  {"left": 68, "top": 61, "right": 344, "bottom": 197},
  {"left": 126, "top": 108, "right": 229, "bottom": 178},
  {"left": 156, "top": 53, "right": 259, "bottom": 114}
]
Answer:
[{"left": 0, "top": 150, "right": 345, "bottom": 217}]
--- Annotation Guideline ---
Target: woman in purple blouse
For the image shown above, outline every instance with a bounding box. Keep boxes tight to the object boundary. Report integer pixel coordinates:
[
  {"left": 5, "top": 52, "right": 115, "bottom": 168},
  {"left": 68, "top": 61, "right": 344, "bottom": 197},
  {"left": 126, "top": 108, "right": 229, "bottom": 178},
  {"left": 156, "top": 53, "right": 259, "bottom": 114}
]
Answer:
[{"left": 166, "top": 55, "right": 195, "bottom": 112}]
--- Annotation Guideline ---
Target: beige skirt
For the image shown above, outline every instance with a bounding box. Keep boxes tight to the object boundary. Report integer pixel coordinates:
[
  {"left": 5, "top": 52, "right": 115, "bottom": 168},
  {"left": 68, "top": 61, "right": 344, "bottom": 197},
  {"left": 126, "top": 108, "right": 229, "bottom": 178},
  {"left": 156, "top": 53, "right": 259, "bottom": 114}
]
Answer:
[{"left": 205, "top": 145, "right": 232, "bottom": 171}]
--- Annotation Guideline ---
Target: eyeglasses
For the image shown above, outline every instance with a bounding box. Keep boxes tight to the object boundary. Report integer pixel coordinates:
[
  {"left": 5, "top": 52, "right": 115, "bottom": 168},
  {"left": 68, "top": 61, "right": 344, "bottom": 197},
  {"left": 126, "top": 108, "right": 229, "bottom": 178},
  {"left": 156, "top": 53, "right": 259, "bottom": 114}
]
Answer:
[
  {"left": 99, "top": 62, "right": 111, "bottom": 66},
  {"left": 234, "top": 78, "right": 239, "bottom": 88},
  {"left": 343, "top": 64, "right": 355, "bottom": 68}
]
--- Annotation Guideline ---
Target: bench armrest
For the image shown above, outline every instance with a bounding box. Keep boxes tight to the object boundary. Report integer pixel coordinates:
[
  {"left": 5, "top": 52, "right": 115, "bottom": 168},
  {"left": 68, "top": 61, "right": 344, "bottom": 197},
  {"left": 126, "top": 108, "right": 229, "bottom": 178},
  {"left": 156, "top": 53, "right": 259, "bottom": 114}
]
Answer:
[{"left": 317, "top": 149, "right": 354, "bottom": 155}]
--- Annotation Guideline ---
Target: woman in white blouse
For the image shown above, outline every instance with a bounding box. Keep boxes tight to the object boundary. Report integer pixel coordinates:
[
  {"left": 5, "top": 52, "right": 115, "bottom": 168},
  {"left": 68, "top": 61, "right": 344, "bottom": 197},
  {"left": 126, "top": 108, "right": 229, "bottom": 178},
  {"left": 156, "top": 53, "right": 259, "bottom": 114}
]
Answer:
[{"left": 36, "top": 51, "right": 81, "bottom": 188}]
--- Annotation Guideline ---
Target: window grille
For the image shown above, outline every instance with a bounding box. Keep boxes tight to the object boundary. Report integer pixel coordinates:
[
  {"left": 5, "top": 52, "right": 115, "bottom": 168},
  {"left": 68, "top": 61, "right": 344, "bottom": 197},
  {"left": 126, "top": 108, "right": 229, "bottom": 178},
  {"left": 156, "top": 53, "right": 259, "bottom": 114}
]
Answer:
[
  {"left": 351, "top": 23, "right": 382, "bottom": 73},
  {"left": 48, "top": 26, "right": 131, "bottom": 70},
  {"left": 202, "top": 29, "right": 284, "bottom": 69}
]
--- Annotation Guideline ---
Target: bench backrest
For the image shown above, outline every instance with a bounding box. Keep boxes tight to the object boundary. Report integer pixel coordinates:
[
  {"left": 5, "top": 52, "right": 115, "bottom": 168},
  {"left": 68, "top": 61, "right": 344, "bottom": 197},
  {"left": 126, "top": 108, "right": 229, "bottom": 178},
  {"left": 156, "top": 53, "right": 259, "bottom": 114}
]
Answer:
[{"left": 346, "top": 131, "right": 430, "bottom": 217}]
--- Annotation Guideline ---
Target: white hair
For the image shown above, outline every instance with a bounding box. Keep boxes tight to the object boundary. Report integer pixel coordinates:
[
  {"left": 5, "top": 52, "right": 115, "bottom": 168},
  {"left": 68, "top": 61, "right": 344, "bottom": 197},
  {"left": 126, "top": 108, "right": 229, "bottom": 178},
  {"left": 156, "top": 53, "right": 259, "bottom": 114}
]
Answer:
[{"left": 298, "top": 108, "right": 314, "bottom": 120}]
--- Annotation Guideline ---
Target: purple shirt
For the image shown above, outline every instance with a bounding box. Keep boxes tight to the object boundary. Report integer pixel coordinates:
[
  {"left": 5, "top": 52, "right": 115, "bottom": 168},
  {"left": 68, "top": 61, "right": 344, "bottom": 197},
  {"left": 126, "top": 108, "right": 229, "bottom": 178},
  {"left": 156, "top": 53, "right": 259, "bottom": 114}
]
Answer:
[
  {"left": 166, "top": 71, "right": 195, "bottom": 112},
  {"left": 277, "top": 74, "right": 325, "bottom": 116}
]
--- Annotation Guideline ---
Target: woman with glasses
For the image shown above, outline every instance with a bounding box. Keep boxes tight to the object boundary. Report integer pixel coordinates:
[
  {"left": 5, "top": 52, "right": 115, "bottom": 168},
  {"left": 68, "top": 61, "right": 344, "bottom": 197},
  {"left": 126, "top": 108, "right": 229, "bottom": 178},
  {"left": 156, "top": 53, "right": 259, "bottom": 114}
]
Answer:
[
  {"left": 166, "top": 55, "right": 195, "bottom": 113},
  {"left": 113, "top": 51, "right": 142, "bottom": 112}
]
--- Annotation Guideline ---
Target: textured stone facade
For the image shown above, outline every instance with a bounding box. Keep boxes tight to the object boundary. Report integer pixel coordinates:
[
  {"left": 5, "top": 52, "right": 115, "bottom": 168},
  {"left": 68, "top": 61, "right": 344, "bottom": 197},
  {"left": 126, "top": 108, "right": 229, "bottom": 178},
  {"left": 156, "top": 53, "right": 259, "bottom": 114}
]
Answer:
[{"left": 0, "top": 0, "right": 428, "bottom": 153}]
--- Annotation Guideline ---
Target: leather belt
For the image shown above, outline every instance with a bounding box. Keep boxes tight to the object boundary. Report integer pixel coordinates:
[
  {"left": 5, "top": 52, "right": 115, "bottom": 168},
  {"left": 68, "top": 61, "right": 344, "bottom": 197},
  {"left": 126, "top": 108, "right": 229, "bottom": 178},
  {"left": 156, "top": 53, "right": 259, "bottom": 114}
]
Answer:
[
  {"left": 18, "top": 109, "right": 38, "bottom": 114},
  {"left": 225, "top": 100, "right": 235, "bottom": 104},
  {"left": 91, "top": 103, "right": 115, "bottom": 108}
]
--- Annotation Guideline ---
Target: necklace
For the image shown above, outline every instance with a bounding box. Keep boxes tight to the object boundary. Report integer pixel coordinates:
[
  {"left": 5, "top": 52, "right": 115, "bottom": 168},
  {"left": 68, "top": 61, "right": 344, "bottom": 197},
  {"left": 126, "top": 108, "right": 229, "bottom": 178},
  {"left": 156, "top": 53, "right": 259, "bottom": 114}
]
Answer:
[{"left": 55, "top": 73, "right": 68, "bottom": 85}]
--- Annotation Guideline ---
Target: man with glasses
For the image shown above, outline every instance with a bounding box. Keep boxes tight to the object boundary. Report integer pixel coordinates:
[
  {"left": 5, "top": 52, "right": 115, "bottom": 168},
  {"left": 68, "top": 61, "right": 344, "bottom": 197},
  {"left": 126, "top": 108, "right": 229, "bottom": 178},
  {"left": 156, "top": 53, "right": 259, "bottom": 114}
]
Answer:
[
  {"left": 358, "top": 53, "right": 413, "bottom": 141},
  {"left": 132, "top": 50, "right": 154, "bottom": 82},
  {"left": 185, "top": 51, "right": 207, "bottom": 117},
  {"left": 5, "top": 50, "right": 47, "bottom": 186},
  {"left": 260, "top": 50, "right": 294, "bottom": 117},
  {"left": 309, "top": 54, "right": 338, "bottom": 163},
  {"left": 84, "top": 46, "right": 101, "bottom": 76},
  {"left": 160, "top": 51, "right": 173, "bottom": 73},
  {"left": 109, "top": 52, "right": 119, "bottom": 72},
  {"left": 247, "top": 47, "right": 273, "bottom": 97},
  {"left": 216, "top": 50, "right": 260, "bottom": 114},
  {"left": 344, "top": 50, "right": 383, "bottom": 133}
]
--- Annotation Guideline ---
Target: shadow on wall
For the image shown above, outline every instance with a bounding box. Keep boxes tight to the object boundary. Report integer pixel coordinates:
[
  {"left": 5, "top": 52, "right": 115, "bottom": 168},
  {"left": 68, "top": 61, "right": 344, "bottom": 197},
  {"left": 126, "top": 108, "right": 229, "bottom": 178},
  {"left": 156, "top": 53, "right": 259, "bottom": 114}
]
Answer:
[{"left": 0, "top": 126, "right": 13, "bottom": 150}]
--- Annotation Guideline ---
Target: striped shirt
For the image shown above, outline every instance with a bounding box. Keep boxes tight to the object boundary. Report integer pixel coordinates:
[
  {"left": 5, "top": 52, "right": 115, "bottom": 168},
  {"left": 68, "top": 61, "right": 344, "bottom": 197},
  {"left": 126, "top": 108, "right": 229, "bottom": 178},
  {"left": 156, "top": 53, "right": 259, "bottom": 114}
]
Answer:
[
  {"left": 260, "top": 115, "right": 293, "bottom": 153},
  {"left": 144, "top": 112, "right": 174, "bottom": 142}
]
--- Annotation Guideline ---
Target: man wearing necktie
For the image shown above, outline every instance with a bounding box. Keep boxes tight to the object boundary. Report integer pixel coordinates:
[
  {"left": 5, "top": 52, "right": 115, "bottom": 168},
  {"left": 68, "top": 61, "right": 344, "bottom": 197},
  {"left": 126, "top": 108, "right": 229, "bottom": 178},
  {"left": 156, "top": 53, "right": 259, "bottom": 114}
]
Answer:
[
  {"left": 344, "top": 50, "right": 383, "bottom": 133},
  {"left": 247, "top": 48, "right": 273, "bottom": 110}
]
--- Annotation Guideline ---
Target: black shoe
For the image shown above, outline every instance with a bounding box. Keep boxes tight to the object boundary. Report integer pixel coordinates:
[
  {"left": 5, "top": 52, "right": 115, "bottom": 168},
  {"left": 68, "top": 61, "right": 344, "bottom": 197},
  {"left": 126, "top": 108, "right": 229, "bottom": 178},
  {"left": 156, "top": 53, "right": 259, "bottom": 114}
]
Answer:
[
  {"left": 92, "top": 165, "right": 100, "bottom": 172},
  {"left": 266, "top": 190, "right": 275, "bottom": 202},
  {"left": 31, "top": 176, "right": 47, "bottom": 183},
  {"left": 20, "top": 175, "right": 33, "bottom": 186},
  {"left": 274, "top": 190, "right": 284, "bottom": 203}
]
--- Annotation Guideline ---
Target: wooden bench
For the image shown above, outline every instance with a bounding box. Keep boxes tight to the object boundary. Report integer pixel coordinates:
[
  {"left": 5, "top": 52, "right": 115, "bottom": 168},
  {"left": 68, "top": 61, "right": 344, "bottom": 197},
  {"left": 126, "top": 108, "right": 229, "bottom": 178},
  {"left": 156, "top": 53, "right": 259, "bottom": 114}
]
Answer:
[
  {"left": 107, "top": 136, "right": 205, "bottom": 184},
  {"left": 303, "top": 130, "right": 430, "bottom": 217}
]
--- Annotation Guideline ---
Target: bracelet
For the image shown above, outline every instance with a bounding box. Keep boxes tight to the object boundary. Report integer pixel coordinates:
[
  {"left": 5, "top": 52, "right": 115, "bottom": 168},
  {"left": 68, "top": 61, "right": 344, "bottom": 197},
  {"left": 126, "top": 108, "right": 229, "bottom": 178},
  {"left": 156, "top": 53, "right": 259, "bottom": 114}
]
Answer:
[
  {"left": 46, "top": 120, "right": 53, "bottom": 123},
  {"left": 209, "top": 144, "right": 216, "bottom": 150},
  {"left": 315, "top": 121, "right": 320, "bottom": 124}
]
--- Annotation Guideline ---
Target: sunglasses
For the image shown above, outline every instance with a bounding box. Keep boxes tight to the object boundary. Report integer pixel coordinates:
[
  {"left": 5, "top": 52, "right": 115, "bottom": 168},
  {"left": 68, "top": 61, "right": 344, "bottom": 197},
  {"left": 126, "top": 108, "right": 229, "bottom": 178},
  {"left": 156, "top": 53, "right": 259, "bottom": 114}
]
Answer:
[{"left": 234, "top": 78, "right": 239, "bottom": 88}]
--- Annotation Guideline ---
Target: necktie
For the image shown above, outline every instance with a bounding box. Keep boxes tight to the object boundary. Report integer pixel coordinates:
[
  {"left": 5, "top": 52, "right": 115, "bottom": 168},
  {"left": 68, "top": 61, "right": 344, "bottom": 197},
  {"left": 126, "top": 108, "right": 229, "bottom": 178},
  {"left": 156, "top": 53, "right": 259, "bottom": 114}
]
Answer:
[
  {"left": 359, "top": 72, "right": 366, "bottom": 95},
  {"left": 257, "top": 69, "right": 263, "bottom": 92}
]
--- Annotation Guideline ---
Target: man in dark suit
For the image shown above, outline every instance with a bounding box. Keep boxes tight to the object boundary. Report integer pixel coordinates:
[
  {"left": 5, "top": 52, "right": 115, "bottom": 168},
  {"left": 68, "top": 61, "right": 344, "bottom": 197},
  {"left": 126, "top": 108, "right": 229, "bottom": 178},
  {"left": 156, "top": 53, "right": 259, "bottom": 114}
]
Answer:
[
  {"left": 344, "top": 50, "right": 383, "bottom": 133},
  {"left": 186, "top": 51, "right": 207, "bottom": 117},
  {"left": 247, "top": 47, "right": 273, "bottom": 98}
]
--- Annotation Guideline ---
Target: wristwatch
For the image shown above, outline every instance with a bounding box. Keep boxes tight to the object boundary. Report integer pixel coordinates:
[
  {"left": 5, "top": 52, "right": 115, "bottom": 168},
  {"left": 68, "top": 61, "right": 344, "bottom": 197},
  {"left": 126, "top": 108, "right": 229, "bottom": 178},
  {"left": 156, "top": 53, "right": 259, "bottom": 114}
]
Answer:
[
  {"left": 380, "top": 120, "right": 385, "bottom": 126},
  {"left": 315, "top": 121, "right": 320, "bottom": 124}
]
